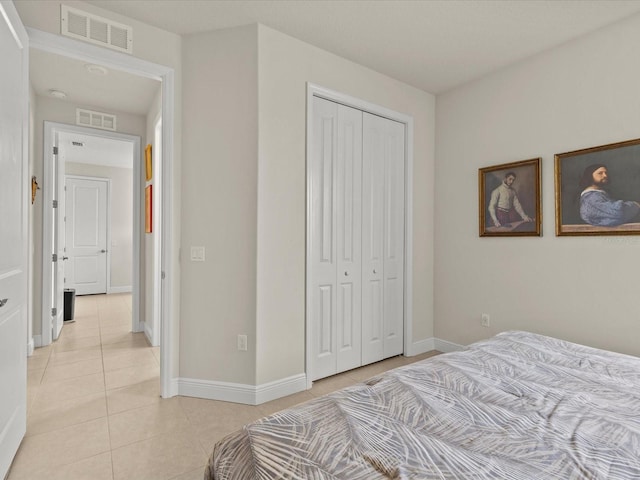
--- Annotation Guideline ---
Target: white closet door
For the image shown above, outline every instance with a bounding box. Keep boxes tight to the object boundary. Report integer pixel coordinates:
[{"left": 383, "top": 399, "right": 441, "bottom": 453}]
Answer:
[
  {"left": 335, "top": 104, "right": 362, "bottom": 374},
  {"left": 362, "top": 113, "right": 405, "bottom": 365},
  {"left": 310, "top": 97, "right": 362, "bottom": 381}
]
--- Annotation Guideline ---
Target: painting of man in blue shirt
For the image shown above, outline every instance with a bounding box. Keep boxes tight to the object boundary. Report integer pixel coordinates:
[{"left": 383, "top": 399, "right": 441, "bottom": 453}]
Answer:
[{"left": 579, "top": 164, "right": 640, "bottom": 226}]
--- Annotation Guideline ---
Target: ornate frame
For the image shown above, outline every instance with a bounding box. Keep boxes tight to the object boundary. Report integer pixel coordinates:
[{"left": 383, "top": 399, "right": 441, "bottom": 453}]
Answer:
[{"left": 479, "top": 158, "right": 542, "bottom": 237}]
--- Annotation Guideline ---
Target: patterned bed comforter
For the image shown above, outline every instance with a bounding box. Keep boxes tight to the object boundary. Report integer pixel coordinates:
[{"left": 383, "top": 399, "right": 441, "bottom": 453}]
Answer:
[{"left": 205, "top": 331, "right": 640, "bottom": 479}]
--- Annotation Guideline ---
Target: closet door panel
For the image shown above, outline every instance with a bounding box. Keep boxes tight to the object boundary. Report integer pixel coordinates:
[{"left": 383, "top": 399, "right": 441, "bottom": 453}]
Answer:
[
  {"left": 362, "top": 113, "right": 405, "bottom": 364},
  {"left": 362, "top": 114, "right": 386, "bottom": 364},
  {"left": 310, "top": 97, "right": 339, "bottom": 380},
  {"left": 383, "top": 118, "right": 405, "bottom": 357},
  {"left": 336, "top": 104, "right": 363, "bottom": 373}
]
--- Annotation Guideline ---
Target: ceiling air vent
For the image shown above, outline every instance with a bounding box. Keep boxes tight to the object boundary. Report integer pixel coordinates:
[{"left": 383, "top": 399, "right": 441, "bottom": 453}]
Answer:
[
  {"left": 61, "top": 5, "right": 133, "bottom": 54},
  {"left": 76, "top": 108, "right": 117, "bottom": 131}
]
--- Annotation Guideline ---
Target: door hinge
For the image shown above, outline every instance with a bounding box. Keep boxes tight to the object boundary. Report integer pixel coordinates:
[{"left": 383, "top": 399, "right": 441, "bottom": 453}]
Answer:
[
  {"left": 51, "top": 307, "right": 57, "bottom": 316},
  {"left": 53, "top": 146, "right": 58, "bottom": 155},
  {"left": 161, "top": 271, "right": 166, "bottom": 280},
  {"left": 52, "top": 253, "right": 58, "bottom": 262}
]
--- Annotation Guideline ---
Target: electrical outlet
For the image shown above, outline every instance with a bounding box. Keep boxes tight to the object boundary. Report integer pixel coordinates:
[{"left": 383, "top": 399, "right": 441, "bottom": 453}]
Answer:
[
  {"left": 481, "top": 314, "right": 490, "bottom": 327},
  {"left": 237, "top": 334, "right": 248, "bottom": 351}
]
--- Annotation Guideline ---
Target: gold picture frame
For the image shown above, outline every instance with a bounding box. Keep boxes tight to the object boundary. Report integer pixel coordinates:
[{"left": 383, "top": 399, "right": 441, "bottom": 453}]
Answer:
[
  {"left": 145, "top": 184, "right": 153, "bottom": 233},
  {"left": 145, "top": 144, "right": 152, "bottom": 181},
  {"left": 479, "top": 158, "right": 542, "bottom": 237},
  {"left": 555, "top": 137, "right": 640, "bottom": 236}
]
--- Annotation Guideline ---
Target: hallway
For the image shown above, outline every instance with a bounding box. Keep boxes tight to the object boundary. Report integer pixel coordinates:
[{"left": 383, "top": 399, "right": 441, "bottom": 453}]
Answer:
[{"left": 9, "top": 293, "right": 438, "bottom": 479}]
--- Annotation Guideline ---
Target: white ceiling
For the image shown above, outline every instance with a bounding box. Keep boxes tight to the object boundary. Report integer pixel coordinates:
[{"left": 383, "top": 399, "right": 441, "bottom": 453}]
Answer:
[
  {"left": 30, "top": 0, "right": 640, "bottom": 166},
  {"left": 30, "top": 48, "right": 160, "bottom": 116},
  {"left": 83, "top": 0, "right": 640, "bottom": 94}
]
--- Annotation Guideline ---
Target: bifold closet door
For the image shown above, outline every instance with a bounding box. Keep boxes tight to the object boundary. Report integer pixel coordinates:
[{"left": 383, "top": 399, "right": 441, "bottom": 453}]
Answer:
[
  {"left": 310, "top": 97, "right": 363, "bottom": 381},
  {"left": 361, "top": 112, "right": 405, "bottom": 365}
]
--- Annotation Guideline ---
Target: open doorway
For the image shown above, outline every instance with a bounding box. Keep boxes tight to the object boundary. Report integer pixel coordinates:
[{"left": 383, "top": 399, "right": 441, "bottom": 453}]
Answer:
[
  {"left": 42, "top": 122, "right": 141, "bottom": 341},
  {"left": 28, "top": 28, "right": 175, "bottom": 397}
]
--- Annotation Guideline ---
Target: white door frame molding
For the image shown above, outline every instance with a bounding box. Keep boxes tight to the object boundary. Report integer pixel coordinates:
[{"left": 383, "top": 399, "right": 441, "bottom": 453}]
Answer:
[
  {"left": 305, "top": 83, "right": 415, "bottom": 389},
  {"left": 43, "top": 123, "right": 140, "bottom": 334},
  {"left": 30, "top": 27, "right": 176, "bottom": 398}
]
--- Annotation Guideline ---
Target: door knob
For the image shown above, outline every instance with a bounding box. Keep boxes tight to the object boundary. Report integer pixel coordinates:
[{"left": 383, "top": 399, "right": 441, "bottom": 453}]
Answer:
[
  {"left": 100, "top": 249, "right": 107, "bottom": 253},
  {"left": 344, "top": 271, "right": 349, "bottom": 276},
  {"left": 0, "top": 298, "right": 8, "bottom": 307},
  {"left": 62, "top": 256, "right": 69, "bottom": 260},
  {"left": 373, "top": 269, "right": 377, "bottom": 274}
]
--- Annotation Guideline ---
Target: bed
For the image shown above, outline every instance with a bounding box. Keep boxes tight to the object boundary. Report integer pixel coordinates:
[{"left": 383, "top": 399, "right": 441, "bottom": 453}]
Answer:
[{"left": 205, "top": 330, "right": 640, "bottom": 479}]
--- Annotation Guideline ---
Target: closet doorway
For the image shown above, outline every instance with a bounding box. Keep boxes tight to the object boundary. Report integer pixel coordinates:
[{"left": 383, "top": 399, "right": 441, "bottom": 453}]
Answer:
[{"left": 305, "top": 85, "right": 414, "bottom": 385}]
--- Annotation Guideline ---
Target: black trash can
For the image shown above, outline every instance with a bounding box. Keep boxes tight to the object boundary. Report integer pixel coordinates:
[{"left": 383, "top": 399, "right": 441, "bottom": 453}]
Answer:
[{"left": 64, "top": 288, "right": 76, "bottom": 322}]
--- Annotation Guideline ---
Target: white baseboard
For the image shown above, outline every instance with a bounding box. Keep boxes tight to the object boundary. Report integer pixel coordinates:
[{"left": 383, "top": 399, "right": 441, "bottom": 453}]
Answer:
[
  {"left": 405, "top": 337, "right": 436, "bottom": 356},
  {"left": 434, "top": 338, "right": 464, "bottom": 353},
  {"left": 177, "top": 338, "right": 464, "bottom": 405},
  {"left": 406, "top": 337, "right": 465, "bottom": 356},
  {"left": 33, "top": 335, "right": 43, "bottom": 348},
  {"left": 178, "top": 373, "right": 307, "bottom": 406},
  {"left": 255, "top": 374, "right": 307, "bottom": 405},
  {"left": 27, "top": 337, "right": 35, "bottom": 356},
  {"left": 164, "top": 378, "right": 180, "bottom": 398},
  {"left": 108, "top": 286, "right": 132, "bottom": 294}
]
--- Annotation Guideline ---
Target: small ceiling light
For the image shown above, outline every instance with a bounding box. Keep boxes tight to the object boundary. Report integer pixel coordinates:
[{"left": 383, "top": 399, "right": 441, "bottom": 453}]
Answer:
[
  {"left": 48, "top": 89, "right": 67, "bottom": 99},
  {"left": 85, "top": 64, "right": 108, "bottom": 76}
]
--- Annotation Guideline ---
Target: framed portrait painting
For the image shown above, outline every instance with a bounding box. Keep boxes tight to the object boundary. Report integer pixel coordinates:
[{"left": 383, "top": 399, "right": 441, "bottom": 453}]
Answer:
[
  {"left": 555, "top": 138, "right": 640, "bottom": 236},
  {"left": 479, "top": 158, "right": 542, "bottom": 237}
]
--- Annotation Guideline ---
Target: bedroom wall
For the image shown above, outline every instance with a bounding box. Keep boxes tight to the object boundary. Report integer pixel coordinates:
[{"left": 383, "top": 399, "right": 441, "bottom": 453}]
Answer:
[
  {"left": 255, "top": 25, "right": 436, "bottom": 384},
  {"left": 435, "top": 13, "right": 640, "bottom": 356},
  {"left": 180, "top": 25, "right": 259, "bottom": 384}
]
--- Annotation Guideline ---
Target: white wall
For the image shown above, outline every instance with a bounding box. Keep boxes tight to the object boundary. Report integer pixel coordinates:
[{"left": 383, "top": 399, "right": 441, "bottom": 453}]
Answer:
[
  {"left": 180, "top": 25, "right": 259, "bottom": 384},
  {"left": 64, "top": 162, "right": 133, "bottom": 290},
  {"left": 256, "top": 25, "right": 436, "bottom": 385},
  {"left": 435, "top": 13, "right": 640, "bottom": 355}
]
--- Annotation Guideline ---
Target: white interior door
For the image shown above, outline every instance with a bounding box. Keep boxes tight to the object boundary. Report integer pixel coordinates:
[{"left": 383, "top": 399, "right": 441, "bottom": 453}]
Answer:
[
  {"left": 362, "top": 113, "right": 405, "bottom": 365},
  {"left": 0, "top": 1, "right": 28, "bottom": 476},
  {"left": 65, "top": 177, "right": 108, "bottom": 295},
  {"left": 310, "top": 97, "right": 363, "bottom": 380},
  {"left": 52, "top": 135, "right": 65, "bottom": 338}
]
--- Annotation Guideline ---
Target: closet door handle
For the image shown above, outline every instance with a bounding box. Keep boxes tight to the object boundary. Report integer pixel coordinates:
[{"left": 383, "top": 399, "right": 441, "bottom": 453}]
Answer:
[
  {"left": 0, "top": 298, "right": 8, "bottom": 308},
  {"left": 344, "top": 271, "right": 349, "bottom": 276},
  {"left": 373, "top": 269, "right": 377, "bottom": 274}
]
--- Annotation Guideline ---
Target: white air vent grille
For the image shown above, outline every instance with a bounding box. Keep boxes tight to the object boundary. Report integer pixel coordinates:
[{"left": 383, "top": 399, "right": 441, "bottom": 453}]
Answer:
[
  {"left": 76, "top": 108, "right": 117, "bottom": 131},
  {"left": 61, "top": 5, "right": 133, "bottom": 54}
]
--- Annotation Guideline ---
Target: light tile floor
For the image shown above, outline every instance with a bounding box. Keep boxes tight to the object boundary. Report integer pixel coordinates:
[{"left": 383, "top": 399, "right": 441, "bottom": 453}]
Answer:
[{"left": 9, "top": 293, "right": 439, "bottom": 480}]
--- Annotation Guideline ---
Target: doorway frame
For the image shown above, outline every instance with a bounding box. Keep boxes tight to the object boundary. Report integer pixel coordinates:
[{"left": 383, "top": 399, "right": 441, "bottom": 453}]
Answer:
[
  {"left": 43, "top": 123, "right": 139, "bottom": 339},
  {"left": 304, "top": 83, "right": 415, "bottom": 389},
  {"left": 29, "top": 27, "right": 176, "bottom": 398}
]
